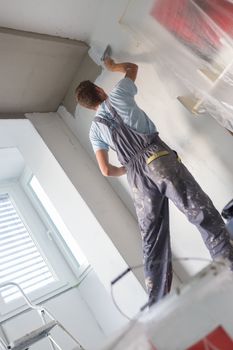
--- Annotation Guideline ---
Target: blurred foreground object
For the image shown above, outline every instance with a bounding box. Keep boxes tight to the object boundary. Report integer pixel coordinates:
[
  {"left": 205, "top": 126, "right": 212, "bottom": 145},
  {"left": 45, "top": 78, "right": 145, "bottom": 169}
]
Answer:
[{"left": 100, "top": 262, "right": 233, "bottom": 349}]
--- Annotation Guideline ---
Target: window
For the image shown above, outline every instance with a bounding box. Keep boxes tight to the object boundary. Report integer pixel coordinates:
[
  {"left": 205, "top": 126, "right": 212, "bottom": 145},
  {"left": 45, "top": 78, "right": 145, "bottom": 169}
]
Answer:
[
  {"left": 0, "top": 193, "right": 56, "bottom": 303},
  {"left": 0, "top": 179, "right": 89, "bottom": 320}
]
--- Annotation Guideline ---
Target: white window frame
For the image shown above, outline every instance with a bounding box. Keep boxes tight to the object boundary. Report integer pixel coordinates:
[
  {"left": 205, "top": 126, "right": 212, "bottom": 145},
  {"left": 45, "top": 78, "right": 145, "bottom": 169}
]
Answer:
[
  {"left": 21, "top": 169, "right": 89, "bottom": 276},
  {"left": 0, "top": 180, "right": 89, "bottom": 321}
]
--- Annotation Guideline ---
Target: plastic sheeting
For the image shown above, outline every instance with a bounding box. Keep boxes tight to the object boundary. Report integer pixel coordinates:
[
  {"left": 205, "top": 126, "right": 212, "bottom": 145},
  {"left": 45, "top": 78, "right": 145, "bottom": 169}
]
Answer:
[
  {"left": 150, "top": 0, "right": 233, "bottom": 132},
  {"left": 122, "top": 0, "right": 233, "bottom": 132}
]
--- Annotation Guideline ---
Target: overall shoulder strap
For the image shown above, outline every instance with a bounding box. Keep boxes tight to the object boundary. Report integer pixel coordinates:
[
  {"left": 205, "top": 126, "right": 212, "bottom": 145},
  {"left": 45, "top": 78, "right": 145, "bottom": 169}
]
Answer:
[
  {"left": 94, "top": 116, "right": 112, "bottom": 128},
  {"left": 93, "top": 116, "right": 116, "bottom": 152}
]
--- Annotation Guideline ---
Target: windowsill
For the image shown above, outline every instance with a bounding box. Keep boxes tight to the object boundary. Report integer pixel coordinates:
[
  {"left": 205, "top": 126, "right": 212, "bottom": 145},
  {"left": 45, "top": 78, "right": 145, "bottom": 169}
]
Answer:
[{"left": 0, "top": 265, "right": 91, "bottom": 324}]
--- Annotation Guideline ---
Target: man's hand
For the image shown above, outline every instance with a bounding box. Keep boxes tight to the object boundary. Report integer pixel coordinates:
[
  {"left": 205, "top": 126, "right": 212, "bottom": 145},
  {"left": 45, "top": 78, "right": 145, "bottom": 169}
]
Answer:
[
  {"left": 104, "top": 57, "right": 138, "bottom": 82},
  {"left": 96, "top": 149, "right": 127, "bottom": 177}
]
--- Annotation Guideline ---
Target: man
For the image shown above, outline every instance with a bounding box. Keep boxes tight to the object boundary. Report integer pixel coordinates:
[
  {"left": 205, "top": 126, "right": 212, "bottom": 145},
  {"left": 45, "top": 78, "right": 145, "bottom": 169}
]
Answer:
[{"left": 75, "top": 57, "right": 233, "bottom": 305}]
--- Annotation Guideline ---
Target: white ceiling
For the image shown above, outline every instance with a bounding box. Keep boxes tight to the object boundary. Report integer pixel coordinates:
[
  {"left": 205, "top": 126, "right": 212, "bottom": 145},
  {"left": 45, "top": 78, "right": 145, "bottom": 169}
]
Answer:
[
  {"left": 0, "top": 148, "right": 25, "bottom": 182},
  {"left": 0, "top": 0, "right": 104, "bottom": 41}
]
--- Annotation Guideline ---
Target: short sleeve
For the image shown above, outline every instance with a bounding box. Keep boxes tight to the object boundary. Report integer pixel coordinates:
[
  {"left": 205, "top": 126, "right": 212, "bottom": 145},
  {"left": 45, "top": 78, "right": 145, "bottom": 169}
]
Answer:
[
  {"left": 89, "top": 123, "right": 109, "bottom": 153},
  {"left": 110, "top": 77, "right": 137, "bottom": 98}
]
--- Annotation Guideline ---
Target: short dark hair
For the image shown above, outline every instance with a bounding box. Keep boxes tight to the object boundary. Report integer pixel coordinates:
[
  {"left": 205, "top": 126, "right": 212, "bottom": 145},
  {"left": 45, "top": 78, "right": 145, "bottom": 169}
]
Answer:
[{"left": 75, "top": 80, "right": 102, "bottom": 108}]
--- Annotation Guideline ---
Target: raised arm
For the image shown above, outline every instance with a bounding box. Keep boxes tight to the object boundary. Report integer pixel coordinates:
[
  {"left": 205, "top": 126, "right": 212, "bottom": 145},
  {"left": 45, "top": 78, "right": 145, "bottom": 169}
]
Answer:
[
  {"left": 104, "top": 58, "right": 138, "bottom": 82},
  {"left": 96, "top": 149, "right": 126, "bottom": 177}
]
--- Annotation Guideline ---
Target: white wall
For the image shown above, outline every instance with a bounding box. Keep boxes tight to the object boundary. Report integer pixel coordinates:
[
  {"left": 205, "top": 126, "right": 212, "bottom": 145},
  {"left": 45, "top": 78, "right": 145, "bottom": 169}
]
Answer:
[
  {"left": 63, "top": 53, "right": 101, "bottom": 116},
  {"left": 0, "top": 148, "right": 24, "bottom": 181},
  {"left": 0, "top": 119, "right": 147, "bottom": 343}
]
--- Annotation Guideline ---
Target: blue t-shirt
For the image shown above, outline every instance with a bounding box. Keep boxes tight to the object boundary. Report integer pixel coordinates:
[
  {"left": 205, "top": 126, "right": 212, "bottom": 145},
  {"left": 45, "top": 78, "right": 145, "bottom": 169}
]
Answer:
[{"left": 89, "top": 77, "right": 157, "bottom": 152}]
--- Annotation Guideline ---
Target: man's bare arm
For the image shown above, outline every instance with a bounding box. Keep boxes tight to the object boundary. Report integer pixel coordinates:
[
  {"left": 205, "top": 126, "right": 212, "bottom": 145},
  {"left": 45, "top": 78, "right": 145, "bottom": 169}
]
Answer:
[
  {"left": 104, "top": 58, "right": 138, "bottom": 82},
  {"left": 96, "top": 149, "right": 126, "bottom": 177}
]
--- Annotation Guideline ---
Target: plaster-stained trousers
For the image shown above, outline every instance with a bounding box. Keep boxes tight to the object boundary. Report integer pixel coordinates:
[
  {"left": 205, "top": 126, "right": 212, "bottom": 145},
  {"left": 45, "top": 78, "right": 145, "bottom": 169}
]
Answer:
[{"left": 95, "top": 100, "right": 233, "bottom": 305}]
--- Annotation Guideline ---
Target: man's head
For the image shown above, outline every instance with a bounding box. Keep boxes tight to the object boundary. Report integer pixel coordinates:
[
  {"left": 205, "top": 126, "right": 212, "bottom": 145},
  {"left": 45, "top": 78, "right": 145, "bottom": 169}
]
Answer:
[{"left": 75, "top": 80, "right": 108, "bottom": 110}]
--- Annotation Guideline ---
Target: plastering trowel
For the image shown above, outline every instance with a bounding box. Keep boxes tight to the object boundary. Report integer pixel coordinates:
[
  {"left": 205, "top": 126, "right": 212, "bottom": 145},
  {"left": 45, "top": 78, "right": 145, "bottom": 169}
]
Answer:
[
  {"left": 88, "top": 43, "right": 112, "bottom": 66},
  {"left": 100, "top": 45, "right": 112, "bottom": 62}
]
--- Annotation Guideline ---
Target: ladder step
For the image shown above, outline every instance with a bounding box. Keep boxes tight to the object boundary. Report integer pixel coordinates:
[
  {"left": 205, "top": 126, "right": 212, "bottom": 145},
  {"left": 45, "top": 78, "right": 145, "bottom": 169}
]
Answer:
[{"left": 8, "top": 321, "right": 57, "bottom": 350}]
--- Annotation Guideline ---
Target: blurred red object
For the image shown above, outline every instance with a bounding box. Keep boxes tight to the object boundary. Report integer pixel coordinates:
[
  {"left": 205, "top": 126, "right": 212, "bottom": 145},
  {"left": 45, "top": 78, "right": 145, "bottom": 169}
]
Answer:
[
  {"left": 187, "top": 326, "right": 233, "bottom": 350},
  {"left": 150, "top": 0, "right": 220, "bottom": 55},
  {"left": 195, "top": 0, "right": 233, "bottom": 37}
]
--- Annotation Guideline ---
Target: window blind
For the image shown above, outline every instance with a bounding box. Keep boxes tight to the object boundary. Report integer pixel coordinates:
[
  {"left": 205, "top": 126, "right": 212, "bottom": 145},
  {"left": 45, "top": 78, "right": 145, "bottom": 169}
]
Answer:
[{"left": 0, "top": 193, "right": 56, "bottom": 303}]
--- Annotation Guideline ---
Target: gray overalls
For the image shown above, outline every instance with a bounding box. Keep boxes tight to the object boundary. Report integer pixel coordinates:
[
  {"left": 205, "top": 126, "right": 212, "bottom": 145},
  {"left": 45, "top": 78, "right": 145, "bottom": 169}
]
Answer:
[{"left": 95, "top": 100, "right": 233, "bottom": 305}]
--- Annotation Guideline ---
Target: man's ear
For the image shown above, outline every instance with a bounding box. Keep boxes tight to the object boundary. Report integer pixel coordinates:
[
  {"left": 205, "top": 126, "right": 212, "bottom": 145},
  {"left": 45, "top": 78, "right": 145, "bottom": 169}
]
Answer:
[
  {"left": 95, "top": 86, "right": 102, "bottom": 94},
  {"left": 95, "top": 86, "right": 108, "bottom": 100}
]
